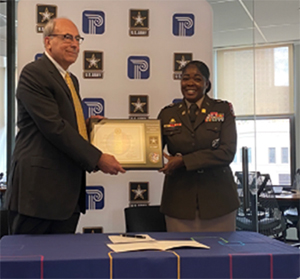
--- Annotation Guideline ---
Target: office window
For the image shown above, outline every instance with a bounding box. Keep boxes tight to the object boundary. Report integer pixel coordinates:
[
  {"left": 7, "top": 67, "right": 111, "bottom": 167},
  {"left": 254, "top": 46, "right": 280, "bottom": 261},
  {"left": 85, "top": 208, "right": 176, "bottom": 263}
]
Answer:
[
  {"left": 279, "top": 174, "right": 290, "bottom": 185},
  {"left": 269, "top": 148, "right": 276, "bottom": 163},
  {"left": 233, "top": 152, "right": 238, "bottom": 163},
  {"left": 230, "top": 117, "right": 294, "bottom": 185},
  {"left": 0, "top": 57, "right": 6, "bottom": 181},
  {"left": 238, "top": 147, "right": 252, "bottom": 164},
  {"left": 248, "top": 147, "right": 252, "bottom": 164},
  {"left": 0, "top": 2, "right": 7, "bottom": 182},
  {"left": 217, "top": 44, "right": 295, "bottom": 185},
  {"left": 216, "top": 44, "right": 294, "bottom": 116},
  {"left": 281, "top": 147, "right": 289, "bottom": 164},
  {"left": 274, "top": 47, "right": 289, "bottom": 87}
]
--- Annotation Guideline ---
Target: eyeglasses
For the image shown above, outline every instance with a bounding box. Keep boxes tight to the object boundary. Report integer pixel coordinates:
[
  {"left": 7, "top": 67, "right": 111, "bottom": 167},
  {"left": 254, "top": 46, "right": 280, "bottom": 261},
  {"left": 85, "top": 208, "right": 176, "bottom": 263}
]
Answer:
[{"left": 49, "top": 33, "right": 84, "bottom": 44}]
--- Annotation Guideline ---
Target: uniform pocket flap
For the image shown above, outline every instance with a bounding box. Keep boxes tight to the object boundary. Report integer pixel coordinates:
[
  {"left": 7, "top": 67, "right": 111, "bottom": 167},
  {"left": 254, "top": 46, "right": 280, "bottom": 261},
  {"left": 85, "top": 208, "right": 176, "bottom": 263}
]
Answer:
[
  {"left": 163, "top": 127, "right": 182, "bottom": 135},
  {"left": 205, "top": 123, "right": 221, "bottom": 132}
]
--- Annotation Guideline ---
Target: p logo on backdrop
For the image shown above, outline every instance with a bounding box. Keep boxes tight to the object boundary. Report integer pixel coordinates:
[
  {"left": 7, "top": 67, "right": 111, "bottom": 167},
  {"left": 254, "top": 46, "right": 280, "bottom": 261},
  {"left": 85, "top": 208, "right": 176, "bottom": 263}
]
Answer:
[
  {"left": 82, "top": 98, "right": 105, "bottom": 119},
  {"left": 86, "top": 186, "right": 104, "bottom": 210},
  {"left": 82, "top": 10, "right": 105, "bottom": 35},
  {"left": 173, "top": 98, "right": 183, "bottom": 104},
  {"left": 128, "top": 56, "right": 150, "bottom": 79},
  {"left": 34, "top": 53, "right": 43, "bottom": 60},
  {"left": 172, "top": 13, "right": 194, "bottom": 37}
]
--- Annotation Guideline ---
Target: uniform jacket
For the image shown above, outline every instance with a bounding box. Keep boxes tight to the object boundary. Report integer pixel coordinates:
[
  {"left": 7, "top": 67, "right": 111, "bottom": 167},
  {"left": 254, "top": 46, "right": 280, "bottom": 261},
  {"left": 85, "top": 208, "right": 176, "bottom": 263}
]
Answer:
[
  {"left": 158, "top": 95, "right": 240, "bottom": 220},
  {"left": 5, "top": 54, "right": 102, "bottom": 220}
]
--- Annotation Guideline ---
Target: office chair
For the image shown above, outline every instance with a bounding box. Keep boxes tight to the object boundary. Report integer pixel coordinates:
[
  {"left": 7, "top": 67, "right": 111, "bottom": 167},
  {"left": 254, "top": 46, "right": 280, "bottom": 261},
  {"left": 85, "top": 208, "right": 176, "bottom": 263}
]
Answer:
[
  {"left": 124, "top": 205, "right": 167, "bottom": 232},
  {"left": 235, "top": 172, "right": 286, "bottom": 239},
  {"left": 284, "top": 168, "right": 300, "bottom": 241},
  {"left": 284, "top": 211, "right": 300, "bottom": 241}
]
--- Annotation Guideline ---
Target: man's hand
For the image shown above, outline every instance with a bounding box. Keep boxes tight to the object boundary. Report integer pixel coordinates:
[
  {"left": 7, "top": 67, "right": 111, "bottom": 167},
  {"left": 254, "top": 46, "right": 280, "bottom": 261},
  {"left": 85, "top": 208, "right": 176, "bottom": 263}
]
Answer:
[
  {"left": 86, "top": 115, "right": 106, "bottom": 127},
  {"left": 97, "top": 153, "right": 126, "bottom": 175},
  {"left": 158, "top": 152, "right": 184, "bottom": 175}
]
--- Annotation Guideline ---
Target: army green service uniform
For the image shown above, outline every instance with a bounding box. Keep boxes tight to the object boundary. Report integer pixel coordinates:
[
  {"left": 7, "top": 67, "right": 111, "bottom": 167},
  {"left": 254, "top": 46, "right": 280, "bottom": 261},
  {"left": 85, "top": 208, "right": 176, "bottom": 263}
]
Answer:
[{"left": 158, "top": 95, "right": 240, "bottom": 220}]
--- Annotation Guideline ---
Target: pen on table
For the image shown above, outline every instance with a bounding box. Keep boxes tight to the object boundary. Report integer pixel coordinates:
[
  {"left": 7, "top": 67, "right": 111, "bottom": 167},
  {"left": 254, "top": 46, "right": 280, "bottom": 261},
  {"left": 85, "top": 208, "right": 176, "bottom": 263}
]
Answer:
[{"left": 120, "top": 234, "right": 146, "bottom": 239}]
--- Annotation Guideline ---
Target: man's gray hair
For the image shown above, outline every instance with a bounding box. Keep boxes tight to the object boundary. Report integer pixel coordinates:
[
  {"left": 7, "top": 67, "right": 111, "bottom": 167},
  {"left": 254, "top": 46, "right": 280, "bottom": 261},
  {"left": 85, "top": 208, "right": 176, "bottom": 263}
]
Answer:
[{"left": 43, "top": 19, "right": 56, "bottom": 39}]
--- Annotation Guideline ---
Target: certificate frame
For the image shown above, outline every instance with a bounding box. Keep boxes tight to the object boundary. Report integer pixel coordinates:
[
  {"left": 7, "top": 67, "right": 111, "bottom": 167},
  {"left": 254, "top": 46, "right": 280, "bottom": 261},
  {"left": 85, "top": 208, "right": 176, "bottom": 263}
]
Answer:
[{"left": 89, "top": 119, "right": 163, "bottom": 170}]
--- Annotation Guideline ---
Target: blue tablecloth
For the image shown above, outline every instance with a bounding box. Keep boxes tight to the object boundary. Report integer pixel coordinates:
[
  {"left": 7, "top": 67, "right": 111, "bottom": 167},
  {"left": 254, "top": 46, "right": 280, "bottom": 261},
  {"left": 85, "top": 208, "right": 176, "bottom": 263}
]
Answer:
[{"left": 0, "top": 231, "right": 299, "bottom": 278}]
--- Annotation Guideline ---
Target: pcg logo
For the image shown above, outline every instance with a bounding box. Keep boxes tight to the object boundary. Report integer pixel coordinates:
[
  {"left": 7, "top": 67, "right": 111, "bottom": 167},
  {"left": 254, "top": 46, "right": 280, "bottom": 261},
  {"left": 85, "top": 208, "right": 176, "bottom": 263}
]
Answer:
[
  {"left": 82, "top": 98, "right": 105, "bottom": 119},
  {"left": 173, "top": 13, "right": 194, "bottom": 36},
  {"left": 86, "top": 186, "right": 104, "bottom": 210},
  {"left": 127, "top": 56, "right": 150, "bottom": 79},
  {"left": 82, "top": 10, "right": 105, "bottom": 35}
]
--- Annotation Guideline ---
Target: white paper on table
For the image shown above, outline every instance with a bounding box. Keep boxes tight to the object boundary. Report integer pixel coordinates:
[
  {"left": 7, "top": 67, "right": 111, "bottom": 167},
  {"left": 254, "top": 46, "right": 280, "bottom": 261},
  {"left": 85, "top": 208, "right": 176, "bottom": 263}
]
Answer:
[{"left": 107, "top": 239, "right": 210, "bottom": 253}]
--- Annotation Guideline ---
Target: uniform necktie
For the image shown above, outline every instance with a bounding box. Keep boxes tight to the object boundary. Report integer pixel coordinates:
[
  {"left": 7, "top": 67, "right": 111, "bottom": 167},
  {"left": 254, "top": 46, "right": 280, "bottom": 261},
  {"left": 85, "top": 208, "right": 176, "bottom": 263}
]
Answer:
[
  {"left": 189, "top": 103, "right": 198, "bottom": 123},
  {"left": 65, "top": 72, "right": 88, "bottom": 141}
]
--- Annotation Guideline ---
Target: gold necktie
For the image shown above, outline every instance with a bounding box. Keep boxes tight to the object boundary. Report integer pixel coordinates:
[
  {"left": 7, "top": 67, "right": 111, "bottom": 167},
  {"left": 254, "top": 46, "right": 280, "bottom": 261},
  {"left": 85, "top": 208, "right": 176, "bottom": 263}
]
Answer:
[{"left": 65, "top": 72, "right": 88, "bottom": 141}]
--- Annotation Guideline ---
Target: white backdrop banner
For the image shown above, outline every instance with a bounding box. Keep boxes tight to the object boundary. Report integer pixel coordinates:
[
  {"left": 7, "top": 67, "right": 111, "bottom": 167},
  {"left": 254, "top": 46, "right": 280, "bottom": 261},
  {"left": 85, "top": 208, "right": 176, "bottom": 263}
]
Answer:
[{"left": 17, "top": 0, "right": 212, "bottom": 233}]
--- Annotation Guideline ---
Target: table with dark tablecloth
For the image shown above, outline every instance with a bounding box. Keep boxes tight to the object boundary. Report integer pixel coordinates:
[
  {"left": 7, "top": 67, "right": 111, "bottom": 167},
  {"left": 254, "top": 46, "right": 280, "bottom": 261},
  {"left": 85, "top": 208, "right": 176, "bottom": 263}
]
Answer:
[{"left": 1, "top": 231, "right": 299, "bottom": 278}]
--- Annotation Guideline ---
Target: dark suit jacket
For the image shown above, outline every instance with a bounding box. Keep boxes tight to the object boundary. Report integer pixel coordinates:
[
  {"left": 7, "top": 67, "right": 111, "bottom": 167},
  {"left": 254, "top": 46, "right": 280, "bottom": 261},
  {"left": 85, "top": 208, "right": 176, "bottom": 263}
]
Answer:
[
  {"left": 158, "top": 96, "right": 240, "bottom": 220},
  {"left": 5, "top": 54, "right": 102, "bottom": 220}
]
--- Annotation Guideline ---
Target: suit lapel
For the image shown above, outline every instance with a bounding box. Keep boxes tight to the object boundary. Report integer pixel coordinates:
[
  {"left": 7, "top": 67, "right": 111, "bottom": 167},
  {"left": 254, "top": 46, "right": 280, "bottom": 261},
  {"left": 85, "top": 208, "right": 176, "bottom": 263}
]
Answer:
[{"left": 41, "top": 54, "right": 72, "bottom": 101}]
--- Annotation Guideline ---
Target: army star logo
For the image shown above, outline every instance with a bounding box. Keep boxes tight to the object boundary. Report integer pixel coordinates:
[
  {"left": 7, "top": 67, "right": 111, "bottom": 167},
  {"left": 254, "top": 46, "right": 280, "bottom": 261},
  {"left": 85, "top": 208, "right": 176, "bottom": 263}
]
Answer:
[
  {"left": 173, "top": 53, "right": 193, "bottom": 80},
  {"left": 176, "top": 55, "right": 190, "bottom": 70},
  {"left": 150, "top": 136, "right": 158, "bottom": 145},
  {"left": 39, "top": 7, "right": 54, "bottom": 23},
  {"left": 36, "top": 5, "right": 57, "bottom": 33},
  {"left": 129, "top": 9, "right": 149, "bottom": 37},
  {"left": 83, "top": 51, "right": 103, "bottom": 79},
  {"left": 132, "top": 11, "right": 147, "bottom": 26},
  {"left": 132, "top": 97, "right": 146, "bottom": 113},
  {"left": 86, "top": 54, "right": 101, "bottom": 69},
  {"left": 132, "top": 184, "right": 147, "bottom": 200}
]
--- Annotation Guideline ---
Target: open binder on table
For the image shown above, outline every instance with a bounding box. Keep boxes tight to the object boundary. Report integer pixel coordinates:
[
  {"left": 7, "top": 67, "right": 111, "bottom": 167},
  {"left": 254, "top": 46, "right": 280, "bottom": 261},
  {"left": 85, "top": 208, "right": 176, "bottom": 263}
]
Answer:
[{"left": 107, "top": 234, "right": 210, "bottom": 253}]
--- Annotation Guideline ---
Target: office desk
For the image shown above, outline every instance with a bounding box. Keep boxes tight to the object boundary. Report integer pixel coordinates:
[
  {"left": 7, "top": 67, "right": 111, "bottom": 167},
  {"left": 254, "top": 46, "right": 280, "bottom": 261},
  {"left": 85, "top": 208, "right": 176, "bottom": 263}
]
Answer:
[
  {"left": 276, "top": 190, "right": 300, "bottom": 240},
  {"left": 275, "top": 190, "right": 300, "bottom": 211},
  {"left": 0, "top": 231, "right": 299, "bottom": 279},
  {"left": 258, "top": 190, "right": 300, "bottom": 214}
]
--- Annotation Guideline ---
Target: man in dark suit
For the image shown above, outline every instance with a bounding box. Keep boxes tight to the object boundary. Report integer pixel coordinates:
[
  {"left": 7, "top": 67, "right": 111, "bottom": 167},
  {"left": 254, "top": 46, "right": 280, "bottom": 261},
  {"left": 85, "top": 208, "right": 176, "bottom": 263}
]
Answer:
[{"left": 5, "top": 18, "right": 125, "bottom": 234}]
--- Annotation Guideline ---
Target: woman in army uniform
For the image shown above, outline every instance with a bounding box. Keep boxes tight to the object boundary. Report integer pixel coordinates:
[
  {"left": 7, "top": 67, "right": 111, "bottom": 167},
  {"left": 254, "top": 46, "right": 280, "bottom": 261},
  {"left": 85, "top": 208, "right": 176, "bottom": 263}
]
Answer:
[{"left": 158, "top": 60, "right": 240, "bottom": 232}]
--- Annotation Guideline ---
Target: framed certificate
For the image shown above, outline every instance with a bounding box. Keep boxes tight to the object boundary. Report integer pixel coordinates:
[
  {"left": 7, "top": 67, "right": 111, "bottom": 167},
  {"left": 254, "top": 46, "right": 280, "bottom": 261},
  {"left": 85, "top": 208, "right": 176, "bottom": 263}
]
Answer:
[{"left": 89, "top": 119, "right": 163, "bottom": 170}]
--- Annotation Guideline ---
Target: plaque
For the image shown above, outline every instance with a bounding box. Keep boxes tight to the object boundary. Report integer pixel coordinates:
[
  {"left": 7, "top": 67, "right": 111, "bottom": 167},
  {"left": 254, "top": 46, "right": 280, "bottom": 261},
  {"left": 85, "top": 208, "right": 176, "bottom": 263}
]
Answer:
[{"left": 89, "top": 119, "right": 163, "bottom": 170}]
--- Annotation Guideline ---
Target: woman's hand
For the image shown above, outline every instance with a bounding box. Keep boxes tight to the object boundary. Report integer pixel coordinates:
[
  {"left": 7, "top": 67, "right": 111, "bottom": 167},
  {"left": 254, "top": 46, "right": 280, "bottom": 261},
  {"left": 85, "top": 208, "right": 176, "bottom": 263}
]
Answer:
[{"left": 159, "top": 152, "right": 184, "bottom": 175}]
